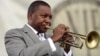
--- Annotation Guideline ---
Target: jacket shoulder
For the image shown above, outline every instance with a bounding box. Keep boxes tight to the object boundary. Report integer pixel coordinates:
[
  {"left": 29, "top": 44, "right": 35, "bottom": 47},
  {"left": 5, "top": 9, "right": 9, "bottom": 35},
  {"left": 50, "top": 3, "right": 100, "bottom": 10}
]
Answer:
[{"left": 5, "top": 28, "right": 23, "bottom": 38}]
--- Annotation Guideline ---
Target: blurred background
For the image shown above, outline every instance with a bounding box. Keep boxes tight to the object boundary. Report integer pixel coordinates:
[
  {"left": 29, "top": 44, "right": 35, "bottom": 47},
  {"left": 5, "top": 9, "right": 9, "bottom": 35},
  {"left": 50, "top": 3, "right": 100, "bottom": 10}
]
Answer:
[{"left": 0, "top": 0, "right": 100, "bottom": 56}]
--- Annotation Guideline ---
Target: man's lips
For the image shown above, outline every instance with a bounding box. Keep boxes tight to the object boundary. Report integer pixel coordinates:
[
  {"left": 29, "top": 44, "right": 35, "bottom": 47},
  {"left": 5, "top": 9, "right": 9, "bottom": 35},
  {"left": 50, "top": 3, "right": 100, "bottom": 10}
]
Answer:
[{"left": 41, "top": 25, "right": 48, "bottom": 30}]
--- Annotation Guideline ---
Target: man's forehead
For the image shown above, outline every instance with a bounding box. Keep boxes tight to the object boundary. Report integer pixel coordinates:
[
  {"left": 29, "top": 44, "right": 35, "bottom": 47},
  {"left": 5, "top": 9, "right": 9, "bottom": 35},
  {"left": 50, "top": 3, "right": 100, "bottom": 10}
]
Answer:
[{"left": 37, "top": 6, "right": 51, "bottom": 13}]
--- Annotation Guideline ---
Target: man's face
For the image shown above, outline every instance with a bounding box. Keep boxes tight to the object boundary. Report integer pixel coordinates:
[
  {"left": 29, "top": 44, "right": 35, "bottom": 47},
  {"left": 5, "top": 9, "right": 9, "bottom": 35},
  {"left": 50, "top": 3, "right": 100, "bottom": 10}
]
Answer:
[{"left": 29, "top": 5, "right": 52, "bottom": 33}]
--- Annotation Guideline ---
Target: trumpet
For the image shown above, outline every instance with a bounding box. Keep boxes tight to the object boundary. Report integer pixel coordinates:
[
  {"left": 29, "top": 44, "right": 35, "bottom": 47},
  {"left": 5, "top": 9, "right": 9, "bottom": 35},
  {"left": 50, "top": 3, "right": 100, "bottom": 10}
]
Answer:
[{"left": 46, "top": 26, "right": 100, "bottom": 49}]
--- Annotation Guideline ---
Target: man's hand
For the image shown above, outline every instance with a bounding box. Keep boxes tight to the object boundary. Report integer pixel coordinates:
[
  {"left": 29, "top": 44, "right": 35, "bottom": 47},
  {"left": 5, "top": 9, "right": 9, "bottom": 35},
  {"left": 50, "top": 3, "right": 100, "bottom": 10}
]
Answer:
[
  {"left": 51, "top": 24, "right": 74, "bottom": 53},
  {"left": 51, "top": 24, "right": 69, "bottom": 43},
  {"left": 63, "top": 33, "right": 74, "bottom": 53}
]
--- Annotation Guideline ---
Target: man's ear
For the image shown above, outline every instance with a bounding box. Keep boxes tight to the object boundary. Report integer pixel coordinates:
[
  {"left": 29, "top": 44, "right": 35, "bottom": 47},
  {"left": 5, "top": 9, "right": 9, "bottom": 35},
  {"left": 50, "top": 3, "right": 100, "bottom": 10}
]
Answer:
[{"left": 28, "top": 13, "right": 33, "bottom": 20}]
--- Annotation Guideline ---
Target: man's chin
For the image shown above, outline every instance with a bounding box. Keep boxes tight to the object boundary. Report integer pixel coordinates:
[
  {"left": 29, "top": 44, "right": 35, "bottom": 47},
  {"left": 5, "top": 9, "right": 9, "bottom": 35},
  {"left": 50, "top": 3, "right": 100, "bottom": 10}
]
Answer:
[
  {"left": 40, "top": 29, "right": 47, "bottom": 33},
  {"left": 42, "top": 30, "right": 47, "bottom": 33}
]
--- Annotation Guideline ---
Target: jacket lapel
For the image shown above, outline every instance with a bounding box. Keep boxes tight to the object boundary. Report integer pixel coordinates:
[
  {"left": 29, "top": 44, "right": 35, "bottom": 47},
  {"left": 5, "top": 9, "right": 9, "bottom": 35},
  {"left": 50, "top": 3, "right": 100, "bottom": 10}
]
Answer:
[{"left": 22, "top": 25, "right": 41, "bottom": 43}]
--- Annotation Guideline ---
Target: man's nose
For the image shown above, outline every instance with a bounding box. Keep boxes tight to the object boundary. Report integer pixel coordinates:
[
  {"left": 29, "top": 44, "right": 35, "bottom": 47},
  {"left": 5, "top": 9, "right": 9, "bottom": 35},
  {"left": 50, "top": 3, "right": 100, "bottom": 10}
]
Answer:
[{"left": 45, "top": 17, "right": 51, "bottom": 23}]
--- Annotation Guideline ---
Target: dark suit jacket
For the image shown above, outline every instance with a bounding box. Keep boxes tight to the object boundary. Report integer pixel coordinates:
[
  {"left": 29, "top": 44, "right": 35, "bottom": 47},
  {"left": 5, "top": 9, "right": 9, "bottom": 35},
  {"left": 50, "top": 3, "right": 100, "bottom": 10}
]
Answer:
[{"left": 5, "top": 25, "right": 64, "bottom": 56}]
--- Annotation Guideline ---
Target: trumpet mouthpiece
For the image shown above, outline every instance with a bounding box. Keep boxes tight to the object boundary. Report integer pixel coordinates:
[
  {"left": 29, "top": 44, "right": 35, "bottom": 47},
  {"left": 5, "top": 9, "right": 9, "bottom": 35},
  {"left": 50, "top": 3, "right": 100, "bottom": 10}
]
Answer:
[{"left": 46, "top": 26, "right": 52, "bottom": 30}]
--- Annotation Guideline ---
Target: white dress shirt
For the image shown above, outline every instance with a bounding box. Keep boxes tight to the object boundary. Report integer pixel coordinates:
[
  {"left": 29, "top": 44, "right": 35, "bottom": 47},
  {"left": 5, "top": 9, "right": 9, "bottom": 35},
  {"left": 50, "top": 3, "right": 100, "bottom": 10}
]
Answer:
[
  {"left": 64, "top": 49, "right": 73, "bottom": 56},
  {"left": 26, "top": 24, "right": 72, "bottom": 56}
]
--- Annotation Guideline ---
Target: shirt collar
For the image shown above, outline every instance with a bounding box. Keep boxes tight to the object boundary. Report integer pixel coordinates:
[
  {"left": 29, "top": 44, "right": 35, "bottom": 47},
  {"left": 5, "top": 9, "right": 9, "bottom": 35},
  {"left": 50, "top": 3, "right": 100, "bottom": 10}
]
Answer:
[
  {"left": 26, "top": 24, "right": 38, "bottom": 34},
  {"left": 64, "top": 49, "right": 72, "bottom": 56},
  {"left": 26, "top": 24, "right": 45, "bottom": 36}
]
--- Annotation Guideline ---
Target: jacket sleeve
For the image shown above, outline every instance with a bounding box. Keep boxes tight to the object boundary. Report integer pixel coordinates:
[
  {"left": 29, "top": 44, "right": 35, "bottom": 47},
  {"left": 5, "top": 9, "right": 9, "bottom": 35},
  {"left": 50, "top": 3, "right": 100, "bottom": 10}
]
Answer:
[{"left": 5, "top": 29, "right": 52, "bottom": 56}]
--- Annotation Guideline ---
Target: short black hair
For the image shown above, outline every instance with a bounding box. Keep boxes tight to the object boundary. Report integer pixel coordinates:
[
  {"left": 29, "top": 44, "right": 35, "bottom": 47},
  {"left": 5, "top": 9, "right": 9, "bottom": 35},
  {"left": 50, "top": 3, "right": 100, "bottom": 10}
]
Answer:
[{"left": 28, "top": 1, "right": 50, "bottom": 15}]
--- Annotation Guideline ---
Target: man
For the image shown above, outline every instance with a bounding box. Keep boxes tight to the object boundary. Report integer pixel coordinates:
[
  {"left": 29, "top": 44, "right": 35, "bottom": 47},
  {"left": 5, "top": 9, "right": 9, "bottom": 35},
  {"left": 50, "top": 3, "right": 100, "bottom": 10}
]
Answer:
[{"left": 5, "top": 1, "right": 73, "bottom": 56}]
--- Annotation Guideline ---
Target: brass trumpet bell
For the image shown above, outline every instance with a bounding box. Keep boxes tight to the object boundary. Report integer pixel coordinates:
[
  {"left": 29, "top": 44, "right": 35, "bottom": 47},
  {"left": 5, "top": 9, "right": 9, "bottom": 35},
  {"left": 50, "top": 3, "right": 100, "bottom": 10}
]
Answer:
[
  {"left": 86, "top": 31, "right": 100, "bottom": 49},
  {"left": 68, "top": 31, "right": 100, "bottom": 49}
]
